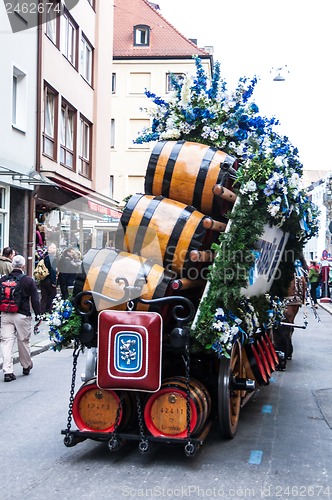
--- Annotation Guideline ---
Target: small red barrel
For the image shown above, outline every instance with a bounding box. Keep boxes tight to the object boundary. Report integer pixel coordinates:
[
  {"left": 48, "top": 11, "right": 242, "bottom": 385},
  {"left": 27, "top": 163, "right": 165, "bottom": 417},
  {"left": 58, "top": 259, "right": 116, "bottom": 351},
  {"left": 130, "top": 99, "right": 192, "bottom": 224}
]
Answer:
[
  {"left": 72, "top": 379, "right": 133, "bottom": 433},
  {"left": 143, "top": 376, "right": 211, "bottom": 438}
]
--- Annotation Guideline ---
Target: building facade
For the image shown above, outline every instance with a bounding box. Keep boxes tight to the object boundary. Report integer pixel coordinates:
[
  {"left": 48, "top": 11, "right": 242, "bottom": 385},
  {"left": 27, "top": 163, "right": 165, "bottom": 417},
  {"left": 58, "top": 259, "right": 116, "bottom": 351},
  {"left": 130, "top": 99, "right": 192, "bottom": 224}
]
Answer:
[
  {"left": 112, "top": 0, "right": 213, "bottom": 204},
  {"left": 35, "top": 0, "right": 120, "bottom": 261},
  {"left": 0, "top": 7, "right": 38, "bottom": 267}
]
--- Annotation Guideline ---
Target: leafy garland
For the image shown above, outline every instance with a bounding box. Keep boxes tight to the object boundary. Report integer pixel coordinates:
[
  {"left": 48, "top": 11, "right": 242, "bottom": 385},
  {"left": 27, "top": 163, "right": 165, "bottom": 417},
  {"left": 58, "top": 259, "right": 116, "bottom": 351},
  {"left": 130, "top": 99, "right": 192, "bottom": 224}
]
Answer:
[{"left": 135, "top": 56, "right": 319, "bottom": 357}]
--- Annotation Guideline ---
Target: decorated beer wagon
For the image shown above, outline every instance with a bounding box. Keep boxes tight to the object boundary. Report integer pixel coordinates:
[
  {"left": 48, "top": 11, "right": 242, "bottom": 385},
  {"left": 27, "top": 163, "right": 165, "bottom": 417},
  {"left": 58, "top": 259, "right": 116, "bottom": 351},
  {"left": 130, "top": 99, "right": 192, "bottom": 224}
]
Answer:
[{"left": 53, "top": 58, "right": 318, "bottom": 456}]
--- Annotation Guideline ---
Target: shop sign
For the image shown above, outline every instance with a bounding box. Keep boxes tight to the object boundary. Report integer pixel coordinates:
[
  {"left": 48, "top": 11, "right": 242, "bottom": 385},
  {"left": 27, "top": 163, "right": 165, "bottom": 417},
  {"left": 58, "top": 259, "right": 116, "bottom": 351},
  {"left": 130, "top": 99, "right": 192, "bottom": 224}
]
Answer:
[{"left": 88, "top": 200, "right": 121, "bottom": 219}]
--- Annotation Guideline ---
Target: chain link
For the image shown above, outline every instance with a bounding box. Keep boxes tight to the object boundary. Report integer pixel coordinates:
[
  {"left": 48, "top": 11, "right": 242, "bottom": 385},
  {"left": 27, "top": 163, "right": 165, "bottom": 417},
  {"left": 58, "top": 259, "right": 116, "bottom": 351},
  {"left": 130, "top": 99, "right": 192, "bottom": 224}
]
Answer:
[
  {"left": 108, "top": 394, "right": 124, "bottom": 450},
  {"left": 65, "top": 340, "right": 81, "bottom": 437},
  {"left": 136, "top": 392, "right": 149, "bottom": 451},
  {"left": 184, "top": 339, "right": 192, "bottom": 443}
]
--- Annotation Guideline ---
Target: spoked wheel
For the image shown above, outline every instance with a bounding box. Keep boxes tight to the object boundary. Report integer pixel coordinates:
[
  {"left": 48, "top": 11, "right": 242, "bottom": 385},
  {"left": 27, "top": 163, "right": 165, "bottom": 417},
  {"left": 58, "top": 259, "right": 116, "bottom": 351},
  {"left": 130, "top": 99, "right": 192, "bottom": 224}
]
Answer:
[{"left": 218, "top": 340, "right": 243, "bottom": 438}]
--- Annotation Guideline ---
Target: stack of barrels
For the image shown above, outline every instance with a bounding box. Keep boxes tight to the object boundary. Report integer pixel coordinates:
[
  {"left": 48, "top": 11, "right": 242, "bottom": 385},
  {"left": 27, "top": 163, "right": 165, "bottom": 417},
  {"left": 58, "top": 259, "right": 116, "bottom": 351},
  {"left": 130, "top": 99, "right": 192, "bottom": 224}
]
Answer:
[{"left": 74, "top": 140, "right": 239, "bottom": 437}]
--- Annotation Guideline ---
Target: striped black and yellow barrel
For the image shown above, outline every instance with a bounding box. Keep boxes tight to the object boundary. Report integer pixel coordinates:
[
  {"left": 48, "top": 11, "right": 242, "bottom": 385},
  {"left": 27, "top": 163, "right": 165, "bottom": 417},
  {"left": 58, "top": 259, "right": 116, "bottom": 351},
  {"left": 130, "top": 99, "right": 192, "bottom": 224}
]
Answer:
[
  {"left": 144, "top": 141, "right": 238, "bottom": 220},
  {"left": 78, "top": 247, "right": 171, "bottom": 311},
  {"left": 116, "top": 194, "right": 210, "bottom": 277}
]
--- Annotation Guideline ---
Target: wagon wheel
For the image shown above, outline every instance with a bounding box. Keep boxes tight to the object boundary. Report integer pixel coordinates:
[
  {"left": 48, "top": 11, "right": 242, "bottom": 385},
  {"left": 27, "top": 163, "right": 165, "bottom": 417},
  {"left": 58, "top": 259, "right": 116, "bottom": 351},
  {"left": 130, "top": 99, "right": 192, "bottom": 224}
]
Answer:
[{"left": 218, "top": 340, "right": 243, "bottom": 438}]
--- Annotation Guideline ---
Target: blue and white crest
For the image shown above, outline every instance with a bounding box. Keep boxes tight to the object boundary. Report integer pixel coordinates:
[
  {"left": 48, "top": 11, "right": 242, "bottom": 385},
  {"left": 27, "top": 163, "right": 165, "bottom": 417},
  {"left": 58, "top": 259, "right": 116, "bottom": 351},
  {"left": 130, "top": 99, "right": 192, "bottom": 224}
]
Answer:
[{"left": 114, "top": 331, "right": 142, "bottom": 372}]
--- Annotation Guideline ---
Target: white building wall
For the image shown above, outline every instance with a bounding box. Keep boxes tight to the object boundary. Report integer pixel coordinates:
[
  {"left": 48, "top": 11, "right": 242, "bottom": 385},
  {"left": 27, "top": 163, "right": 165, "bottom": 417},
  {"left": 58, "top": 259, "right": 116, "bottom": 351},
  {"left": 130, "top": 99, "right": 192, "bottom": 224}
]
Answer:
[
  {"left": 111, "top": 58, "right": 212, "bottom": 204},
  {"left": 0, "top": 6, "right": 38, "bottom": 247},
  {"left": 0, "top": 11, "right": 37, "bottom": 170},
  {"left": 303, "top": 180, "right": 327, "bottom": 264},
  {"left": 40, "top": 0, "right": 113, "bottom": 200}
]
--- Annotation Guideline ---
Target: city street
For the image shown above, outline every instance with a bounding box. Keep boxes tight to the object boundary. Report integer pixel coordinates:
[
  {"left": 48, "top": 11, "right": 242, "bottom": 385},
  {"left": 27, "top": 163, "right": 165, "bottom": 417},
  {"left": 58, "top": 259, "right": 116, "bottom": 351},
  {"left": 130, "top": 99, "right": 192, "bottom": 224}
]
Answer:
[{"left": 0, "top": 304, "right": 331, "bottom": 500}]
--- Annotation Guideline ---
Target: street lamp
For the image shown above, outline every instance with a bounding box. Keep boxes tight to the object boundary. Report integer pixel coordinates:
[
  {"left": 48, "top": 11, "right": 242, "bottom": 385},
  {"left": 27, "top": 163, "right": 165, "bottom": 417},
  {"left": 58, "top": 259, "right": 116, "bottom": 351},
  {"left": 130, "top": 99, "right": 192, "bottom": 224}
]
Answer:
[{"left": 271, "top": 65, "right": 290, "bottom": 82}]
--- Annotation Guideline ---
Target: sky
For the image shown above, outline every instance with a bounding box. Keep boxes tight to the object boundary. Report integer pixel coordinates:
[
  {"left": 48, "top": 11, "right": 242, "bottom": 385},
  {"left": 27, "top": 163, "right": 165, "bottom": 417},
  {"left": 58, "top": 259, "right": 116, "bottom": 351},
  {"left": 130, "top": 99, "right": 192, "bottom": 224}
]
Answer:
[{"left": 156, "top": 0, "right": 331, "bottom": 173}]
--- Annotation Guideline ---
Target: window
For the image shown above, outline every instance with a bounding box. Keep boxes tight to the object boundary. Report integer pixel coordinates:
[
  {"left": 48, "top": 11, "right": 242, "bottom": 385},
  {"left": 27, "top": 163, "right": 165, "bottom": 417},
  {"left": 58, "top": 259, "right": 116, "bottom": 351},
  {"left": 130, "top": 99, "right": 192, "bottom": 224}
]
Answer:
[
  {"left": 61, "top": 9, "right": 78, "bottom": 67},
  {"left": 79, "top": 115, "right": 91, "bottom": 178},
  {"left": 112, "top": 73, "right": 116, "bottom": 94},
  {"left": 110, "top": 176, "right": 114, "bottom": 199},
  {"left": 129, "top": 119, "right": 150, "bottom": 148},
  {"left": 110, "top": 119, "right": 115, "bottom": 148},
  {"left": 166, "top": 73, "right": 185, "bottom": 93},
  {"left": 45, "top": 1, "right": 60, "bottom": 46},
  {"left": 128, "top": 176, "right": 144, "bottom": 194},
  {"left": 12, "top": 66, "right": 26, "bottom": 131},
  {"left": 134, "top": 25, "right": 150, "bottom": 46},
  {"left": 80, "top": 34, "right": 93, "bottom": 84},
  {"left": 43, "top": 84, "right": 58, "bottom": 159},
  {"left": 129, "top": 72, "right": 151, "bottom": 94},
  {"left": 60, "top": 100, "right": 76, "bottom": 169}
]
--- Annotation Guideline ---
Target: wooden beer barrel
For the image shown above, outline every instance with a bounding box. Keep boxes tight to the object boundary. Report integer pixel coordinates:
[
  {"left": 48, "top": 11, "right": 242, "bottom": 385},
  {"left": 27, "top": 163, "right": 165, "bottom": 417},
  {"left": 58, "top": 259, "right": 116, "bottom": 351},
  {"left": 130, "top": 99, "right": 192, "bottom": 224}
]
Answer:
[
  {"left": 143, "top": 376, "right": 211, "bottom": 438},
  {"left": 144, "top": 141, "right": 238, "bottom": 220},
  {"left": 79, "top": 248, "right": 171, "bottom": 311},
  {"left": 116, "top": 194, "right": 210, "bottom": 277},
  {"left": 72, "top": 379, "right": 134, "bottom": 432}
]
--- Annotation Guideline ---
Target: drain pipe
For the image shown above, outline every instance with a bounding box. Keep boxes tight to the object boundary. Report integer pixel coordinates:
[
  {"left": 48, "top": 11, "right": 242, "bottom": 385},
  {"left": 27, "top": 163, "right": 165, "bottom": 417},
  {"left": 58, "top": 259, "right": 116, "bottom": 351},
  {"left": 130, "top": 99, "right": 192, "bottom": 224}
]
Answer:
[{"left": 28, "top": 12, "right": 43, "bottom": 276}]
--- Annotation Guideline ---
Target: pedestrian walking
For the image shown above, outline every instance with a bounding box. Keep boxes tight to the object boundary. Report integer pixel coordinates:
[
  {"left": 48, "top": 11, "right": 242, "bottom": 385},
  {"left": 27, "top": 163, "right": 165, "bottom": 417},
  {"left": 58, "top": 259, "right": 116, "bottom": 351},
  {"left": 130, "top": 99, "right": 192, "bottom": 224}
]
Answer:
[
  {"left": 0, "top": 247, "right": 15, "bottom": 276},
  {"left": 0, "top": 255, "right": 41, "bottom": 382},
  {"left": 57, "top": 247, "right": 81, "bottom": 299},
  {"left": 40, "top": 242, "right": 58, "bottom": 314},
  {"left": 308, "top": 260, "right": 320, "bottom": 308}
]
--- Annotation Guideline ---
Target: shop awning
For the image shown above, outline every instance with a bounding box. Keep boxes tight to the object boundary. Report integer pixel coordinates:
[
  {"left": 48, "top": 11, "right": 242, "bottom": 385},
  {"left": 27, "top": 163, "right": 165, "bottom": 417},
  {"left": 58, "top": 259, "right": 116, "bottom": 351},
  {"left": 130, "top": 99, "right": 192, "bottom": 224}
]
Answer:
[
  {"left": 0, "top": 160, "right": 56, "bottom": 186},
  {"left": 36, "top": 178, "right": 122, "bottom": 221}
]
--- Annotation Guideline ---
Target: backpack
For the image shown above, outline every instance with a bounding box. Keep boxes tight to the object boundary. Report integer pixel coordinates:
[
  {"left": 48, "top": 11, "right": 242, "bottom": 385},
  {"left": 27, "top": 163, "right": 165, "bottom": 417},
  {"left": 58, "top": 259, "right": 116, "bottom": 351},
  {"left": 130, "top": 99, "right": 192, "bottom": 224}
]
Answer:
[
  {"left": 33, "top": 259, "right": 49, "bottom": 281},
  {"left": 0, "top": 273, "right": 25, "bottom": 313}
]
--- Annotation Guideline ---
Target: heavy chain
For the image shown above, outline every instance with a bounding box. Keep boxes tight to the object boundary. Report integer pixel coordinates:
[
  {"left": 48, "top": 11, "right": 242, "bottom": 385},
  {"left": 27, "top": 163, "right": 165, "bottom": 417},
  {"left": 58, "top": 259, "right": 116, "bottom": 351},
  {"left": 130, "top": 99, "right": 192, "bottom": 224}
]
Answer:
[
  {"left": 65, "top": 340, "right": 81, "bottom": 439},
  {"left": 184, "top": 339, "right": 192, "bottom": 442},
  {"left": 136, "top": 392, "right": 149, "bottom": 453},
  {"left": 108, "top": 394, "right": 124, "bottom": 451}
]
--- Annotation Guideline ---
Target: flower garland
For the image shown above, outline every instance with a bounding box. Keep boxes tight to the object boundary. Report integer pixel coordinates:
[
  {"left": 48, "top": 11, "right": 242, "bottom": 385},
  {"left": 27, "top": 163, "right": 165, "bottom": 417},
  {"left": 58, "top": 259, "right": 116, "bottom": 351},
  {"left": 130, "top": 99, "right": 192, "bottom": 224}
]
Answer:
[
  {"left": 135, "top": 55, "right": 319, "bottom": 357},
  {"left": 47, "top": 295, "right": 83, "bottom": 351}
]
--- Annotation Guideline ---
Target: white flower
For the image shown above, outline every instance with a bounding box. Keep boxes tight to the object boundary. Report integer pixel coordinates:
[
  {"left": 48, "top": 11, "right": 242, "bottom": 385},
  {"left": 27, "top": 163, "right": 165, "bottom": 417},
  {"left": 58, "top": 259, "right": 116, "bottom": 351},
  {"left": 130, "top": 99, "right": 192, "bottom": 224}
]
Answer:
[
  {"left": 215, "top": 307, "right": 225, "bottom": 317},
  {"left": 160, "top": 129, "right": 181, "bottom": 140},
  {"left": 179, "top": 74, "right": 193, "bottom": 107},
  {"left": 240, "top": 180, "right": 257, "bottom": 194},
  {"left": 267, "top": 201, "right": 281, "bottom": 217},
  {"left": 274, "top": 156, "right": 285, "bottom": 167},
  {"left": 289, "top": 172, "right": 300, "bottom": 189},
  {"left": 213, "top": 320, "right": 225, "bottom": 331}
]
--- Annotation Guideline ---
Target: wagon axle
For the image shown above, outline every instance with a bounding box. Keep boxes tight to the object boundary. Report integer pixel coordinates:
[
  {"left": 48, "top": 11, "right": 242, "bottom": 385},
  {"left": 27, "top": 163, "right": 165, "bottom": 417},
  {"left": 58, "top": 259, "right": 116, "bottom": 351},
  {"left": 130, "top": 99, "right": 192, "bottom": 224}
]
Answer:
[{"left": 231, "top": 377, "right": 256, "bottom": 392}]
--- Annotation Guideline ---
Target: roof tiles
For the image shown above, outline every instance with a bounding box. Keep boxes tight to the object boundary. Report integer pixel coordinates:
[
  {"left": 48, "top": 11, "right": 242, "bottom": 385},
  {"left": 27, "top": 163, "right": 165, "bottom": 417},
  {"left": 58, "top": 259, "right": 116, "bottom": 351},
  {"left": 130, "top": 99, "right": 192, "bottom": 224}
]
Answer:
[{"left": 113, "top": 0, "right": 210, "bottom": 58}]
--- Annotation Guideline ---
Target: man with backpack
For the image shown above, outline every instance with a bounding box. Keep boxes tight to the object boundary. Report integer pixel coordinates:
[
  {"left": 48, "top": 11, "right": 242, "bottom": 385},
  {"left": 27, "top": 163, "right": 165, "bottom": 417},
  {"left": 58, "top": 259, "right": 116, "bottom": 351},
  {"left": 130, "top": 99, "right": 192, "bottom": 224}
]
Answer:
[{"left": 0, "top": 255, "right": 40, "bottom": 382}]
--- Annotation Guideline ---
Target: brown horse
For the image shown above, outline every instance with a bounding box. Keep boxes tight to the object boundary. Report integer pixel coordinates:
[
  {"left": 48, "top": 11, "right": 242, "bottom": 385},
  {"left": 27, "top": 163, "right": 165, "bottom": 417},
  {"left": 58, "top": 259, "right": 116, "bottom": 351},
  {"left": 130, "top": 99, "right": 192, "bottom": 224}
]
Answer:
[{"left": 273, "top": 273, "right": 307, "bottom": 370}]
